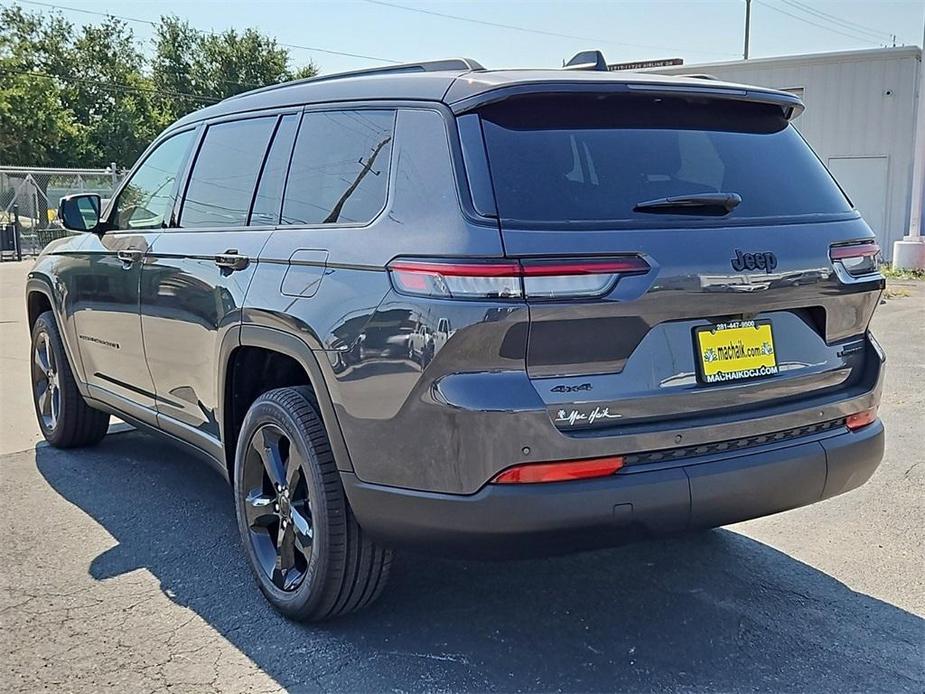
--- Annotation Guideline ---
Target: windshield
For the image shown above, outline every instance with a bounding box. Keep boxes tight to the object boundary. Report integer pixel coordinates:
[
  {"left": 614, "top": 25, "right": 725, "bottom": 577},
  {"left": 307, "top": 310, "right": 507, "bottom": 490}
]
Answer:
[{"left": 479, "top": 94, "right": 852, "bottom": 225}]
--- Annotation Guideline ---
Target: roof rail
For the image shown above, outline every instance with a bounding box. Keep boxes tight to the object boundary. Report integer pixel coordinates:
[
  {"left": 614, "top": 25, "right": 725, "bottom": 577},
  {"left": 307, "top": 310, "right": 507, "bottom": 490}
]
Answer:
[
  {"left": 228, "top": 58, "right": 485, "bottom": 101},
  {"left": 686, "top": 73, "right": 719, "bottom": 80}
]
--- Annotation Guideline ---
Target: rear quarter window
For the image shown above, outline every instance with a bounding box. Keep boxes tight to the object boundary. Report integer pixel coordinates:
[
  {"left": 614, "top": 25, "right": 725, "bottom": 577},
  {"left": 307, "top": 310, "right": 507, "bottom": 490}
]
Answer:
[
  {"left": 479, "top": 94, "right": 852, "bottom": 226},
  {"left": 281, "top": 110, "right": 395, "bottom": 226}
]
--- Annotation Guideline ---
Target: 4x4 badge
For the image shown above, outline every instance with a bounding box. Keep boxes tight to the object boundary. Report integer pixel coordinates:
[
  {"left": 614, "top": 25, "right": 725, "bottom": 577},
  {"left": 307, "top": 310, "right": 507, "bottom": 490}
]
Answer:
[
  {"left": 731, "top": 249, "right": 778, "bottom": 273},
  {"left": 550, "top": 383, "right": 592, "bottom": 393}
]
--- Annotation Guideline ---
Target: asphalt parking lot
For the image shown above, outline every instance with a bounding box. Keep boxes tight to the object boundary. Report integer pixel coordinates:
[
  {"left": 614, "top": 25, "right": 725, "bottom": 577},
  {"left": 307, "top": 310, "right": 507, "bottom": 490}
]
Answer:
[{"left": 1, "top": 259, "right": 923, "bottom": 693}]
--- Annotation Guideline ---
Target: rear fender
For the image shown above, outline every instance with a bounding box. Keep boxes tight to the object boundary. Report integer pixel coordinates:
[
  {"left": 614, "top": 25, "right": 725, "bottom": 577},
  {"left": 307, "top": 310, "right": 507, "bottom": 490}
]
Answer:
[{"left": 236, "top": 325, "right": 354, "bottom": 474}]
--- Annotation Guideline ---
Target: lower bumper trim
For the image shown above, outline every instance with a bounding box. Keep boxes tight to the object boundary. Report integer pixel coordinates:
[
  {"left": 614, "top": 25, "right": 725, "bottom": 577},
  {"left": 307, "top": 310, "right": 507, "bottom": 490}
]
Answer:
[{"left": 343, "top": 420, "right": 884, "bottom": 558}]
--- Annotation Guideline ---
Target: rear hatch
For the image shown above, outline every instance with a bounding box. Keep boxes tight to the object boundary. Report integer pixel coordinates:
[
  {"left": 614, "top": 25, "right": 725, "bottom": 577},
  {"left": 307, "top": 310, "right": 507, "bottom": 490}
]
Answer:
[{"left": 467, "top": 88, "right": 883, "bottom": 432}]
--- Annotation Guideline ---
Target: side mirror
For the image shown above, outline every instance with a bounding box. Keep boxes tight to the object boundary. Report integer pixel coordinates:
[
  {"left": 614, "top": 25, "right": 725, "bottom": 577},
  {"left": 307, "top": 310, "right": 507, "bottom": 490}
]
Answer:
[{"left": 59, "top": 194, "right": 101, "bottom": 233}]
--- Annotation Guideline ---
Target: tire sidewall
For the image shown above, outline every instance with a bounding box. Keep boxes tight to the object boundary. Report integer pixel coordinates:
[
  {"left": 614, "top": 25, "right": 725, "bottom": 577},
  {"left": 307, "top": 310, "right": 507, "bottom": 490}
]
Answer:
[{"left": 233, "top": 392, "right": 338, "bottom": 616}]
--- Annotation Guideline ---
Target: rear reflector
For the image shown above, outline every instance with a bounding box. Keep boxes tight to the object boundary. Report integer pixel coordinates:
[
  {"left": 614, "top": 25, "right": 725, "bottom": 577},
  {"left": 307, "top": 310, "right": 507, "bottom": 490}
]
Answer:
[
  {"left": 830, "top": 241, "right": 880, "bottom": 277},
  {"left": 492, "top": 456, "right": 624, "bottom": 484},
  {"left": 846, "top": 407, "right": 878, "bottom": 431},
  {"left": 388, "top": 257, "right": 649, "bottom": 300}
]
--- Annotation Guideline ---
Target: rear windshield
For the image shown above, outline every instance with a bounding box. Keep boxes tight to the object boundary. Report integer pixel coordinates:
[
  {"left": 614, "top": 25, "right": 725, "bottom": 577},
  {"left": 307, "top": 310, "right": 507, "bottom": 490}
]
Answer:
[{"left": 479, "top": 94, "right": 852, "bottom": 226}]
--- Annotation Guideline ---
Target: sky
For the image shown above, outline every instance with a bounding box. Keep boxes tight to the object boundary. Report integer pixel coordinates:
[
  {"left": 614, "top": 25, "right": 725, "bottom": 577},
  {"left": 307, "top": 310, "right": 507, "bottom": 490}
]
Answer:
[{"left": 8, "top": 0, "right": 925, "bottom": 75}]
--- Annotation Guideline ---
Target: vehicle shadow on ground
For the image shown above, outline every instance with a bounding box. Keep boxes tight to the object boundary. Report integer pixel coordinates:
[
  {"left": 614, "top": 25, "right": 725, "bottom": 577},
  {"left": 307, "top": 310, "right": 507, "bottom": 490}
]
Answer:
[{"left": 37, "top": 431, "right": 923, "bottom": 693}]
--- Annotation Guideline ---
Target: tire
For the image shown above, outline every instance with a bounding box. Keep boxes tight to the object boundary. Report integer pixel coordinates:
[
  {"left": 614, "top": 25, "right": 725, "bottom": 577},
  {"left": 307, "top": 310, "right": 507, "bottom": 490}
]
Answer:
[
  {"left": 30, "top": 311, "right": 110, "bottom": 448},
  {"left": 233, "top": 386, "right": 392, "bottom": 621}
]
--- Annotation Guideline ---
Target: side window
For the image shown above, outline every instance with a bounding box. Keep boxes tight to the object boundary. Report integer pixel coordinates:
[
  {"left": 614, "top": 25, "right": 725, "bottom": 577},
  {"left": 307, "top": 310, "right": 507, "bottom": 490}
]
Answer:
[
  {"left": 111, "top": 130, "right": 195, "bottom": 231},
  {"left": 250, "top": 114, "right": 299, "bottom": 226},
  {"left": 180, "top": 117, "right": 276, "bottom": 229},
  {"left": 282, "top": 110, "right": 394, "bottom": 226}
]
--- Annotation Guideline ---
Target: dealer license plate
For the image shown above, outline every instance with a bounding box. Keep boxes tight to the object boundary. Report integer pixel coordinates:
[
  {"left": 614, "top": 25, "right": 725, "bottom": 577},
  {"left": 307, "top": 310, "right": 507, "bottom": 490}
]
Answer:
[{"left": 694, "top": 320, "right": 778, "bottom": 384}]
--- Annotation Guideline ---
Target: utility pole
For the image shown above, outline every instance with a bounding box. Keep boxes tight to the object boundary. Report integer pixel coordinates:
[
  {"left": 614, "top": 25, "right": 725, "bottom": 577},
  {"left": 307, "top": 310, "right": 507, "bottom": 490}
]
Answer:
[
  {"left": 323, "top": 137, "right": 391, "bottom": 224},
  {"left": 744, "top": 0, "right": 752, "bottom": 60}
]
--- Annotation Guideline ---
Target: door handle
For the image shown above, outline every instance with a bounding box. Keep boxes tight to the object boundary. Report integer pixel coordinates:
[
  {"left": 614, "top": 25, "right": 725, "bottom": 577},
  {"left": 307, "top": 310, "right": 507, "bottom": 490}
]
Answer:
[
  {"left": 214, "top": 251, "right": 249, "bottom": 272},
  {"left": 117, "top": 249, "right": 142, "bottom": 268}
]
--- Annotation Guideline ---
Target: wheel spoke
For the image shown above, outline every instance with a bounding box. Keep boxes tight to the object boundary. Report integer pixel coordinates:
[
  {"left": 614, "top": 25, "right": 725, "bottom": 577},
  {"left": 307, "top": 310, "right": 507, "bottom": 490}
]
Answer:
[
  {"left": 36, "top": 381, "right": 50, "bottom": 415},
  {"left": 270, "top": 565, "right": 287, "bottom": 590},
  {"left": 34, "top": 340, "right": 49, "bottom": 374},
  {"left": 49, "top": 386, "right": 58, "bottom": 429},
  {"left": 244, "top": 489, "right": 278, "bottom": 529},
  {"left": 44, "top": 338, "right": 54, "bottom": 374},
  {"left": 290, "top": 503, "right": 313, "bottom": 557},
  {"left": 277, "top": 521, "right": 296, "bottom": 569},
  {"left": 255, "top": 428, "right": 286, "bottom": 489},
  {"left": 285, "top": 446, "right": 303, "bottom": 489}
]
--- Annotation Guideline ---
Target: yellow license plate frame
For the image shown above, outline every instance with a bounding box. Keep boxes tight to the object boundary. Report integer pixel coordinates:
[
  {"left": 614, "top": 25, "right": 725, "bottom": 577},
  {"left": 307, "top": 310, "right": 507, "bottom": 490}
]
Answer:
[{"left": 694, "top": 320, "right": 779, "bottom": 384}]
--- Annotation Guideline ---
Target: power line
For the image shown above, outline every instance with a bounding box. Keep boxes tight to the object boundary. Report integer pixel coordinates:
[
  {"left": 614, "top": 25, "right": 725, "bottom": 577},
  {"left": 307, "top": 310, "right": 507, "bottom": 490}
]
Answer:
[
  {"left": 13, "top": 0, "right": 402, "bottom": 64},
  {"left": 12, "top": 0, "right": 155, "bottom": 25},
  {"left": 359, "top": 0, "right": 741, "bottom": 58},
  {"left": 779, "top": 0, "right": 894, "bottom": 42},
  {"left": 755, "top": 1, "right": 887, "bottom": 45},
  {"left": 5, "top": 0, "right": 269, "bottom": 91},
  {"left": 0, "top": 67, "right": 223, "bottom": 103}
]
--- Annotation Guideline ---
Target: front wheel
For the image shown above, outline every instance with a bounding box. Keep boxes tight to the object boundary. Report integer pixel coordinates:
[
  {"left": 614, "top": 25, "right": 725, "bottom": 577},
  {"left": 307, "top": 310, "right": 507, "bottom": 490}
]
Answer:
[
  {"left": 234, "top": 386, "right": 392, "bottom": 621},
  {"left": 30, "top": 311, "right": 109, "bottom": 448}
]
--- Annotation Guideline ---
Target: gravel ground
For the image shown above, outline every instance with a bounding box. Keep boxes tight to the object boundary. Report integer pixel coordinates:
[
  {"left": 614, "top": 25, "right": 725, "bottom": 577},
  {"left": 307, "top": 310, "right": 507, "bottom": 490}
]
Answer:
[{"left": 0, "top": 260, "right": 922, "bottom": 693}]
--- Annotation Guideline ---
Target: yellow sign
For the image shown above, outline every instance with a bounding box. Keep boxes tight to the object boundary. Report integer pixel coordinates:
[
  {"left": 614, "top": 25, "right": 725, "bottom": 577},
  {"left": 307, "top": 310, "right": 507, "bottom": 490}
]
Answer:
[{"left": 696, "top": 320, "right": 778, "bottom": 384}]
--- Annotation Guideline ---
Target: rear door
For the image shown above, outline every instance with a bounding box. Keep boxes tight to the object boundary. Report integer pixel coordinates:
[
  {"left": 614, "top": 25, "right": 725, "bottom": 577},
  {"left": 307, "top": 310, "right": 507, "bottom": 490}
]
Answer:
[
  {"left": 473, "top": 91, "right": 883, "bottom": 431},
  {"left": 140, "top": 113, "right": 299, "bottom": 448}
]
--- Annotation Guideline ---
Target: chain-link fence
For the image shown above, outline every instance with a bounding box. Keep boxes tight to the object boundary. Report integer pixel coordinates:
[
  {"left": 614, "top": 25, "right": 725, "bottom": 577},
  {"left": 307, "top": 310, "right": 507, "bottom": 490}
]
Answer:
[{"left": 0, "top": 165, "right": 126, "bottom": 258}]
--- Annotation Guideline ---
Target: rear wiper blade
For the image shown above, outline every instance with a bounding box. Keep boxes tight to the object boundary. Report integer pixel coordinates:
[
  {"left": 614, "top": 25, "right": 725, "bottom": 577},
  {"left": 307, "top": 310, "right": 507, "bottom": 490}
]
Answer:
[{"left": 634, "top": 192, "right": 742, "bottom": 214}]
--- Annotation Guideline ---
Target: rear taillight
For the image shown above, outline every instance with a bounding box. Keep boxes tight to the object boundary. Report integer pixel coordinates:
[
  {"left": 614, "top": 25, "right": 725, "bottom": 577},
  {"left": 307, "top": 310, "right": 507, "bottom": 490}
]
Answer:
[
  {"left": 846, "top": 406, "right": 878, "bottom": 431},
  {"left": 388, "top": 260, "right": 522, "bottom": 299},
  {"left": 830, "top": 241, "right": 880, "bottom": 277},
  {"left": 387, "top": 257, "right": 649, "bottom": 300},
  {"left": 492, "top": 456, "right": 625, "bottom": 484},
  {"left": 520, "top": 258, "right": 649, "bottom": 298}
]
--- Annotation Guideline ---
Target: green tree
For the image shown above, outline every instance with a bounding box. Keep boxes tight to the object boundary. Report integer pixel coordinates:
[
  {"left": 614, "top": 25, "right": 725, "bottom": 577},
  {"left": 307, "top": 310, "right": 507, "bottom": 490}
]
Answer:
[
  {"left": 0, "top": 6, "right": 80, "bottom": 166},
  {"left": 0, "top": 7, "right": 319, "bottom": 167},
  {"left": 67, "top": 16, "right": 160, "bottom": 165},
  {"left": 151, "top": 16, "right": 318, "bottom": 123},
  {"left": 0, "top": 70, "right": 78, "bottom": 166},
  {"left": 150, "top": 16, "right": 209, "bottom": 123}
]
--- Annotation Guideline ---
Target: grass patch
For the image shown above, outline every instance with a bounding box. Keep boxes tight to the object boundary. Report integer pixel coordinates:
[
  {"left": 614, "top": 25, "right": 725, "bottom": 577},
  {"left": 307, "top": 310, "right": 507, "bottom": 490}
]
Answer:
[
  {"left": 880, "top": 265, "right": 925, "bottom": 281},
  {"left": 884, "top": 287, "right": 911, "bottom": 299}
]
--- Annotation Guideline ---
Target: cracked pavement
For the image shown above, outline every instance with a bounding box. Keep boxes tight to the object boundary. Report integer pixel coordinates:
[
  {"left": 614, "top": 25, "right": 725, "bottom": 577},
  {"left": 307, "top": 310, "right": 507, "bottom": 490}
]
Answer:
[{"left": 0, "top": 260, "right": 923, "bottom": 692}]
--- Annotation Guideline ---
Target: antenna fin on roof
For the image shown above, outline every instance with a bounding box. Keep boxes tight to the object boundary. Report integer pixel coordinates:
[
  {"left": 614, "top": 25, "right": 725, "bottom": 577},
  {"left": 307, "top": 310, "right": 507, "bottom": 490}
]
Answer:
[{"left": 564, "top": 50, "right": 608, "bottom": 71}]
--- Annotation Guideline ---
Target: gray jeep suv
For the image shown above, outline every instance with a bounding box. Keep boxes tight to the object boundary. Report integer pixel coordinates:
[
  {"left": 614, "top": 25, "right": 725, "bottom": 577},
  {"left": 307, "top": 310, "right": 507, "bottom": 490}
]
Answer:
[{"left": 29, "top": 57, "right": 886, "bottom": 621}]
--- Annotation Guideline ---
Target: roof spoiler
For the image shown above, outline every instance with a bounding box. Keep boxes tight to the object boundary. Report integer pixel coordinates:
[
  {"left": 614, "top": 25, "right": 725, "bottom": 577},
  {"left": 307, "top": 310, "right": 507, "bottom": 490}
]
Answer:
[{"left": 451, "top": 82, "right": 804, "bottom": 121}]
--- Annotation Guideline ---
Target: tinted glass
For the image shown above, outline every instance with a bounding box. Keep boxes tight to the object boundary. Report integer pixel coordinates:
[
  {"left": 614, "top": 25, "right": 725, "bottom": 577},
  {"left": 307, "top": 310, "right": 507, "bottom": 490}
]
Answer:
[
  {"left": 180, "top": 117, "right": 276, "bottom": 229},
  {"left": 480, "top": 95, "right": 852, "bottom": 225},
  {"left": 282, "top": 110, "right": 394, "bottom": 226},
  {"left": 250, "top": 114, "right": 299, "bottom": 226},
  {"left": 112, "top": 130, "right": 194, "bottom": 230}
]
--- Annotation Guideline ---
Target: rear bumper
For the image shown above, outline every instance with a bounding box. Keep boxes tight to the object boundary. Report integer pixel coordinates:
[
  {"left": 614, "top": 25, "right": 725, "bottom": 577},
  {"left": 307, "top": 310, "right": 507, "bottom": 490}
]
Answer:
[{"left": 343, "top": 419, "right": 884, "bottom": 558}]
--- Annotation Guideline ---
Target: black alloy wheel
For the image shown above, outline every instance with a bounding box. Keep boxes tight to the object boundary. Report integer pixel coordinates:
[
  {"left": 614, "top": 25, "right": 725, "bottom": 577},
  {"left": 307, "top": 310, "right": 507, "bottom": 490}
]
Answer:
[
  {"left": 241, "top": 423, "right": 314, "bottom": 592},
  {"left": 32, "top": 329, "right": 60, "bottom": 433},
  {"left": 234, "top": 386, "right": 392, "bottom": 621},
  {"left": 30, "top": 311, "right": 109, "bottom": 448}
]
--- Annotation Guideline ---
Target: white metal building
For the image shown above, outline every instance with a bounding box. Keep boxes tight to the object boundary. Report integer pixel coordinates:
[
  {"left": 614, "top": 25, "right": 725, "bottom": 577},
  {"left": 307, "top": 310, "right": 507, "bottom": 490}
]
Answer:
[{"left": 651, "top": 47, "right": 922, "bottom": 259}]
